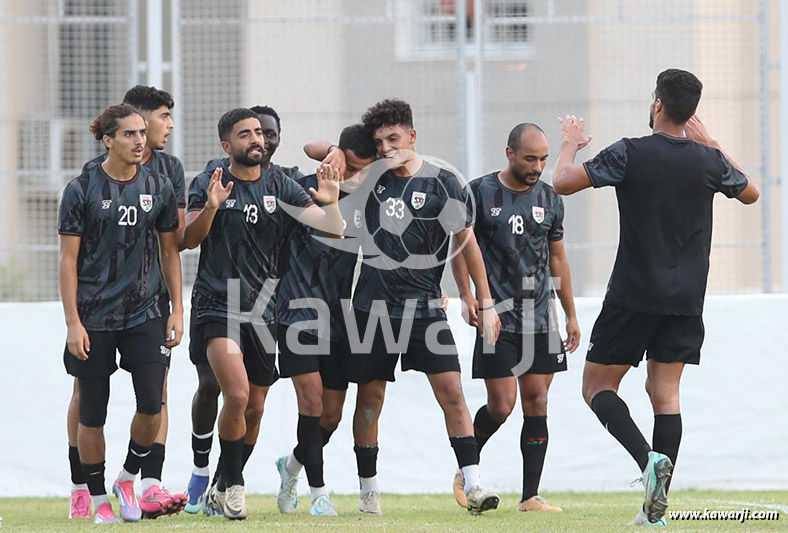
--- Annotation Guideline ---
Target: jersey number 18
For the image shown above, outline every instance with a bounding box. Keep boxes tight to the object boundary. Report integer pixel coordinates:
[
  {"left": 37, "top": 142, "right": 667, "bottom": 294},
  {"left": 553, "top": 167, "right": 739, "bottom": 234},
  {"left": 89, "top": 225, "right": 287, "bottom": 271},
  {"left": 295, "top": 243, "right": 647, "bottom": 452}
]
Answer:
[{"left": 508, "top": 214, "right": 524, "bottom": 235}]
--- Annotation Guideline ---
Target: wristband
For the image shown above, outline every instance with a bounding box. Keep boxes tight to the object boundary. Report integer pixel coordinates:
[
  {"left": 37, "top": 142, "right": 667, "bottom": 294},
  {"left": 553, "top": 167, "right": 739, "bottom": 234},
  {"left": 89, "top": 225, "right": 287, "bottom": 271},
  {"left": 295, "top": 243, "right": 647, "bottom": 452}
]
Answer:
[{"left": 479, "top": 305, "right": 495, "bottom": 311}]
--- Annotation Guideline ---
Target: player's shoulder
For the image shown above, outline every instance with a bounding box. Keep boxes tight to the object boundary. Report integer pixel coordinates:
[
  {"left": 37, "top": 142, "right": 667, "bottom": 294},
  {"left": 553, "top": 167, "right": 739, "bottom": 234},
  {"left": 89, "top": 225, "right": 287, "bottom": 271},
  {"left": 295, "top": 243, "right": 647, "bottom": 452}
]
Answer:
[
  {"left": 81, "top": 152, "right": 107, "bottom": 173},
  {"left": 273, "top": 163, "right": 303, "bottom": 180},
  {"left": 203, "top": 157, "right": 229, "bottom": 173},
  {"left": 296, "top": 173, "right": 317, "bottom": 191},
  {"left": 139, "top": 163, "right": 172, "bottom": 189},
  {"left": 469, "top": 172, "right": 496, "bottom": 191},
  {"left": 151, "top": 150, "right": 184, "bottom": 170},
  {"left": 64, "top": 167, "right": 95, "bottom": 195}
]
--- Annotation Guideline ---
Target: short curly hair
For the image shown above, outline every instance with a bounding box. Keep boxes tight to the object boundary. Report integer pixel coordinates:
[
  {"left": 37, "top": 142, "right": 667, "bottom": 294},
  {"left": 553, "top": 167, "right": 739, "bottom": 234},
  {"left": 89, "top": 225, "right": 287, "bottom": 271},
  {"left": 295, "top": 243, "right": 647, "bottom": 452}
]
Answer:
[
  {"left": 123, "top": 85, "right": 174, "bottom": 112},
  {"left": 361, "top": 98, "right": 413, "bottom": 133}
]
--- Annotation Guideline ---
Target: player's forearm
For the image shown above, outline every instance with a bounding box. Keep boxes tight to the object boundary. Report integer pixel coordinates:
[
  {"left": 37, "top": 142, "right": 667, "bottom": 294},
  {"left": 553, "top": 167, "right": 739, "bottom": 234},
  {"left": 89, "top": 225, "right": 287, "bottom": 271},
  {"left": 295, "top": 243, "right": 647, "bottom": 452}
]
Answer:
[
  {"left": 175, "top": 210, "right": 187, "bottom": 251},
  {"left": 553, "top": 143, "right": 580, "bottom": 194},
  {"left": 160, "top": 243, "right": 183, "bottom": 314},
  {"left": 550, "top": 255, "right": 577, "bottom": 319},
  {"left": 59, "top": 256, "right": 81, "bottom": 326},
  {"left": 450, "top": 238, "right": 473, "bottom": 297},
  {"left": 461, "top": 240, "right": 493, "bottom": 303},
  {"left": 183, "top": 206, "right": 218, "bottom": 249},
  {"left": 311, "top": 203, "right": 343, "bottom": 238},
  {"left": 304, "top": 140, "right": 332, "bottom": 161}
]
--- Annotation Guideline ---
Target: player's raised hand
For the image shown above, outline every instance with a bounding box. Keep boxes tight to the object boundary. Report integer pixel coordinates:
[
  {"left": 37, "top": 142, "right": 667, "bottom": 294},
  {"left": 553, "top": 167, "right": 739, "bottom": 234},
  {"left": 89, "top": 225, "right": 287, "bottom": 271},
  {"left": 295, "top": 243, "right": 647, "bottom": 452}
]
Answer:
[
  {"left": 206, "top": 167, "right": 233, "bottom": 209},
  {"left": 684, "top": 115, "right": 714, "bottom": 147},
  {"left": 67, "top": 321, "right": 91, "bottom": 361},
  {"left": 563, "top": 315, "right": 580, "bottom": 353},
  {"left": 322, "top": 145, "right": 347, "bottom": 178},
  {"left": 460, "top": 292, "right": 478, "bottom": 327},
  {"left": 559, "top": 114, "right": 593, "bottom": 150},
  {"left": 165, "top": 311, "right": 184, "bottom": 348},
  {"left": 310, "top": 165, "right": 341, "bottom": 205}
]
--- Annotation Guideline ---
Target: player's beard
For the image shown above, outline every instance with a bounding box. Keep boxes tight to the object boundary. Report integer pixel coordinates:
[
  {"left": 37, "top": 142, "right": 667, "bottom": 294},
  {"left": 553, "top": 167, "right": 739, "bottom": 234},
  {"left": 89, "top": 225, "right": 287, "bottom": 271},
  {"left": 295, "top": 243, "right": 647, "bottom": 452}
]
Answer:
[
  {"left": 513, "top": 169, "right": 541, "bottom": 187},
  {"left": 234, "top": 145, "right": 264, "bottom": 167}
]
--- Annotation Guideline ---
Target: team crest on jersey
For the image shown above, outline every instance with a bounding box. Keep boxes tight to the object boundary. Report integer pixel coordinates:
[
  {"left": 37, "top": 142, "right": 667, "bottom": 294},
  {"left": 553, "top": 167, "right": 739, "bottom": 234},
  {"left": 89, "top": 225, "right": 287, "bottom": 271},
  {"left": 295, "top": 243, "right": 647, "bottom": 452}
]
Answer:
[
  {"left": 101, "top": 200, "right": 112, "bottom": 210},
  {"left": 376, "top": 185, "right": 386, "bottom": 194},
  {"left": 139, "top": 194, "right": 153, "bottom": 213},
  {"left": 532, "top": 206, "right": 545, "bottom": 224},
  {"left": 225, "top": 199, "right": 236, "bottom": 208},
  {"left": 354, "top": 209, "right": 363, "bottom": 228},
  {"left": 490, "top": 207, "right": 502, "bottom": 217},
  {"left": 411, "top": 191, "right": 426, "bottom": 210},
  {"left": 263, "top": 195, "right": 277, "bottom": 213}
]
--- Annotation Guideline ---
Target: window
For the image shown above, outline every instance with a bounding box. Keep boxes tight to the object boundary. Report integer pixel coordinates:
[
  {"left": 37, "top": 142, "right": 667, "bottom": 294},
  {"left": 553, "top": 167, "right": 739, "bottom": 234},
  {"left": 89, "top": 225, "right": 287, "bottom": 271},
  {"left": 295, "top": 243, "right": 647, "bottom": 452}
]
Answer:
[{"left": 396, "top": 0, "right": 532, "bottom": 60}]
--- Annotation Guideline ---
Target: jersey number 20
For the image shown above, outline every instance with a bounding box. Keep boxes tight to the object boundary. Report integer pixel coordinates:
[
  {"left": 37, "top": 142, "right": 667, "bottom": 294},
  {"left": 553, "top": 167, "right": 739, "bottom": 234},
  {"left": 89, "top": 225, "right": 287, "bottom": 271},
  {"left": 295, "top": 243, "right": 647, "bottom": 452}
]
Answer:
[{"left": 118, "top": 205, "right": 138, "bottom": 226}]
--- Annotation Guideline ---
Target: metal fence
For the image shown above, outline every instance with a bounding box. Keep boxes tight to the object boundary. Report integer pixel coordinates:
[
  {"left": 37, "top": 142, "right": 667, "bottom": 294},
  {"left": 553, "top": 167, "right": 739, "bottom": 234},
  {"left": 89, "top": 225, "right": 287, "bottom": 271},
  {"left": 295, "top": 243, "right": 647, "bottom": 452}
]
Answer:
[{"left": 0, "top": 0, "right": 778, "bottom": 301}]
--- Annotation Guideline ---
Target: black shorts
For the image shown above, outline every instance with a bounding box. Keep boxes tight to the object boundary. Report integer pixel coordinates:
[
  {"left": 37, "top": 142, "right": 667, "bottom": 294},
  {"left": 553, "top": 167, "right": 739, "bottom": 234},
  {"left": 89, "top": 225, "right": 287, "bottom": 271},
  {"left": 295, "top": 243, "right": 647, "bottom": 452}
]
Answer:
[
  {"left": 277, "top": 324, "right": 349, "bottom": 391},
  {"left": 347, "top": 310, "right": 461, "bottom": 384},
  {"left": 586, "top": 304, "right": 704, "bottom": 367},
  {"left": 64, "top": 318, "right": 170, "bottom": 378},
  {"left": 190, "top": 316, "right": 278, "bottom": 387},
  {"left": 472, "top": 330, "right": 567, "bottom": 378}
]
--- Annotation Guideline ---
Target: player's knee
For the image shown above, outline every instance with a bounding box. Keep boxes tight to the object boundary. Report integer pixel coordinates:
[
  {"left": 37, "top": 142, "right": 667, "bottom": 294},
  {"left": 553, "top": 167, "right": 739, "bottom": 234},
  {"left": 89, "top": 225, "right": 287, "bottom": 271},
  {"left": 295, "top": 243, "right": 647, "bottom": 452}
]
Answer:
[
  {"left": 244, "top": 403, "right": 264, "bottom": 425},
  {"left": 198, "top": 376, "right": 222, "bottom": 399},
  {"left": 487, "top": 400, "right": 514, "bottom": 422},
  {"left": 321, "top": 408, "right": 342, "bottom": 432},
  {"left": 137, "top": 392, "right": 164, "bottom": 416},
  {"left": 223, "top": 387, "right": 250, "bottom": 414},
  {"left": 79, "top": 404, "right": 108, "bottom": 428},
  {"left": 521, "top": 391, "right": 548, "bottom": 416}
]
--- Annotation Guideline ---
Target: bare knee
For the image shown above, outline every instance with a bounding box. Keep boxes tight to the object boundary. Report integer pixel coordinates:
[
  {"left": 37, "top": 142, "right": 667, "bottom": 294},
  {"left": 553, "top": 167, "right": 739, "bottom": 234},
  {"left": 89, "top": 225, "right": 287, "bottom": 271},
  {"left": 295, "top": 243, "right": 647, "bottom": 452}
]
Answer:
[
  {"left": 321, "top": 408, "right": 342, "bottom": 432},
  {"left": 521, "top": 390, "right": 548, "bottom": 416},
  {"left": 223, "top": 387, "right": 249, "bottom": 415},
  {"left": 487, "top": 396, "right": 515, "bottom": 422}
]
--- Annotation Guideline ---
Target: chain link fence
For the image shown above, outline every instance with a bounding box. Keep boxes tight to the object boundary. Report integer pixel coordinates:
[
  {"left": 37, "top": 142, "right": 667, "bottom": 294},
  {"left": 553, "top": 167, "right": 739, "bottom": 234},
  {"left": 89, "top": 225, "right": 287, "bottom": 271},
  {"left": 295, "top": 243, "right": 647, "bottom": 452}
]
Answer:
[{"left": 0, "top": 0, "right": 778, "bottom": 301}]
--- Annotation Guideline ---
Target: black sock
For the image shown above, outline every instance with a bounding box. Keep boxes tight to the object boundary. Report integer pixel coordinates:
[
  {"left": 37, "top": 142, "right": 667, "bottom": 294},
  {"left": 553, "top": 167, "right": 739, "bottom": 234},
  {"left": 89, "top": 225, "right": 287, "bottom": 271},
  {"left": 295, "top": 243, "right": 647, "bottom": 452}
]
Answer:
[
  {"left": 219, "top": 437, "right": 245, "bottom": 487},
  {"left": 192, "top": 432, "right": 213, "bottom": 469},
  {"left": 320, "top": 426, "right": 335, "bottom": 446},
  {"left": 653, "top": 414, "right": 682, "bottom": 493},
  {"left": 242, "top": 443, "right": 255, "bottom": 468},
  {"left": 69, "top": 446, "right": 86, "bottom": 485},
  {"left": 293, "top": 414, "right": 324, "bottom": 488},
  {"left": 473, "top": 405, "right": 504, "bottom": 454},
  {"left": 354, "top": 444, "right": 379, "bottom": 478},
  {"left": 521, "top": 416, "right": 548, "bottom": 501},
  {"left": 212, "top": 454, "right": 223, "bottom": 487},
  {"left": 141, "top": 443, "right": 165, "bottom": 481},
  {"left": 122, "top": 439, "right": 151, "bottom": 476},
  {"left": 81, "top": 461, "right": 107, "bottom": 496},
  {"left": 591, "top": 391, "right": 651, "bottom": 471},
  {"left": 449, "top": 435, "right": 479, "bottom": 468}
]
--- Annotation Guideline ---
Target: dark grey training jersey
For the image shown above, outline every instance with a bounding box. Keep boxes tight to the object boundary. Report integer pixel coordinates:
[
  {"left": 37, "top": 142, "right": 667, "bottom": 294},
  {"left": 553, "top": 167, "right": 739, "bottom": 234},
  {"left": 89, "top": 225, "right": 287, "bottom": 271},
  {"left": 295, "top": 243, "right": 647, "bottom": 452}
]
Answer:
[
  {"left": 58, "top": 163, "right": 179, "bottom": 331},
  {"left": 353, "top": 161, "right": 473, "bottom": 320},
  {"left": 470, "top": 173, "right": 564, "bottom": 334},
  {"left": 84, "top": 150, "right": 186, "bottom": 209},
  {"left": 583, "top": 133, "right": 749, "bottom": 315},
  {"left": 277, "top": 174, "right": 359, "bottom": 340},
  {"left": 188, "top": 162, "right": 314, "bottom": 324}
]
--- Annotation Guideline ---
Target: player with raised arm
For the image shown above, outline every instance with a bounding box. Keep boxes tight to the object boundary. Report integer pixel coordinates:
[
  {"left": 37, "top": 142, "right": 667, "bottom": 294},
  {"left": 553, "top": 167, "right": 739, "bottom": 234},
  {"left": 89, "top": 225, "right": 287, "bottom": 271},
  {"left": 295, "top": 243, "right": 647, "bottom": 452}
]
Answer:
[
  {"left": 552, "top": 69, "right": 759, "bottom": 526},
  {"left": 451, "top": 123, "right": 580, "bottom": 513},
  {"left": 185, "top": 105, "right": 304, "bottom": 513},
  {"left": 66, "top": 86, "right": 188, "bottom": 520},
  {"left": 184, "top": 108, "right": 341, "bottom": 520},
  {"left": 347, "top": 98, "right": 500, "bottom": 515},
  {"left": 59, "top": 104, "right": 183, "bottom": 524}
]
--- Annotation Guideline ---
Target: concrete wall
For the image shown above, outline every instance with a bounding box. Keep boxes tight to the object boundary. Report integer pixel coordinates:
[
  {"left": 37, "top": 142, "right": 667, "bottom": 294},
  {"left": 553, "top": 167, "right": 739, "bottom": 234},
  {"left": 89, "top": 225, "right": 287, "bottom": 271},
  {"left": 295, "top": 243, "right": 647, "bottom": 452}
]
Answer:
[{"left": 1, "top": 295, "right": 786, "bottom": 497}]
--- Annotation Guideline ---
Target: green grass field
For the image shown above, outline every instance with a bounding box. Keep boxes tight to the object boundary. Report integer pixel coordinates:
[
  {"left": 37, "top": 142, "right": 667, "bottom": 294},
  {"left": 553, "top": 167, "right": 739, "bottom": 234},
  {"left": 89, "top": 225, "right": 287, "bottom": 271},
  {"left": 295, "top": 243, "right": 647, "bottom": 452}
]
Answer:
[{"left": 1, "top": 491, "right": 784, "bottom": 532}]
